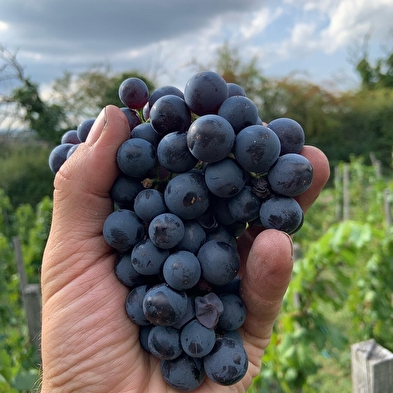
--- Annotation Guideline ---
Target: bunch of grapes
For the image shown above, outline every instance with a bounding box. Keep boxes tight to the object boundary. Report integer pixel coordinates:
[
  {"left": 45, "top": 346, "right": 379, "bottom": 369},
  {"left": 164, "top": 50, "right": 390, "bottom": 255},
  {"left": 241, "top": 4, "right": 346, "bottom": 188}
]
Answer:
[{"left": 49, "top": 71, "right": 313, "bottom": 391}]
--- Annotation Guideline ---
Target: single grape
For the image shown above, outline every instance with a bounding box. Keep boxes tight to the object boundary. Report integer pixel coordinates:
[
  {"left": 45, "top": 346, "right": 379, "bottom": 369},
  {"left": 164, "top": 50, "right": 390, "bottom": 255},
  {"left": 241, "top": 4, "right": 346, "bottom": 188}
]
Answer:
[
  {"left": 131, "top": 122, "right": 161, "bottom": 149},
  {"left": 180, "top": 319, "right": 216, "bottom": 358},
  {"left": 131, "top": 239, "right": 169, "bottom": 275},
  {"left": 148, "top": 325, "right": 182, "bottom": 360},
  {"left": 103, "top": 209, "right": 144, "bottom": 252},
  {"left": 48, "top": 143, "right": 74, "bottom": 173},
  {"left": 227, "top": 82, "right": 246, "bottom": 97},
  {"left": 217, "top": 293, "right": 247, "bottom": 331},
  {"left": 118, "top": 77, "right": 149, "bottom": 110},
  {"left": 177, "top": 220, "right": 206, "bottom": 254},
  {"left": 267, "top": 117, "right": 305, "bottom": 155},
  {"left": 134, "top": 189, "right": 167, "bottom": 223},
  {"left": 139, "top": 325, "right": 153, "bottom": 353},
  {"left": 227, "top": 185, "right": 262, "bottom": 222},
  {"left": 157, "top": 131, "right": 198, "bottom": 173},
  {"left": 61, "top": 130, "right": 80, "bottom": 144},
  {"left": 204, "top": 158, "right": 247, "bottom": 198},
  {"left": 234, "top": 124, "right": 281, "bottom": 174},
  {"left": 259, "top": 195, "right": 304, "bottom": 234},
  {"left": 120, "top": 107, "right": 142, "bottom": 133},
  {"left": 150, "top": 95, "right": 192, "bottom": 136},
  {"left": 125, "top": 285, "right": 151, "bottom": 326},
  {"left": 184, "top": 71, "right": 228, "bottom": 116},
  {"left": 267, "top": 153, "right": 313, "bottom": 197},
  {"left": 148, "top": 213, "right": 185, "bottom": 249},
  {"left": 218, "top": 95, "right": 259, "bottom": 134},
  {"left": 114, "top": 252, "right": 144, "bottom": 288},
  {"left": 203, "top": 337, "right": 248, "bottom": 386},
  {"left": 116, "top": 138, "right": 157, "bottom": 178},
  {"left": 143, "top": 283, "right": 188, "bottom": 326},
  {"left": 76, "top": 118, "right": 95, "bottom": 142},
  {"left": 187, "top": 114, "right": 235, "bottom": 163},
  {"left": 164, "top": 172, "right": 210, "bottom": 220},
  {"left": 163, "top": 250, "right": 201, "bottom": 290},
  {"left": 161, "top": 353, "right": 205, "bottom": 391},
  {"left": 110, "top": 173, "right": 144, "bottom": 210},
  {"left": 149, "top": 85, "right": 184, "bottom": 108},
  {"left": 197, "top": 240, "right": 240, "bottom": 286}
]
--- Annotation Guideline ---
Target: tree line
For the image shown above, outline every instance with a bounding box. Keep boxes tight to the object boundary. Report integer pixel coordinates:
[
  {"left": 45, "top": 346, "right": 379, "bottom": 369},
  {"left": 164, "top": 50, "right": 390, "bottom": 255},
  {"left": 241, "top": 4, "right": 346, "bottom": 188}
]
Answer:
[{"left": 1, "top": 42, "right": 393, "bottom": 207}]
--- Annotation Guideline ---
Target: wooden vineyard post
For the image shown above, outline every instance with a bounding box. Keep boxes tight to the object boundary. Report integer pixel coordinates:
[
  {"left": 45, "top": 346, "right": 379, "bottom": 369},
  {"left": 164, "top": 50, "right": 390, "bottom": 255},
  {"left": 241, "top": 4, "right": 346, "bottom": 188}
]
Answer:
[
  {"left": 13, "top": 236, "right": 42, "bottom": 361},
  {"left": 351, "top": 339, "right": 393, "bottom": 393}
]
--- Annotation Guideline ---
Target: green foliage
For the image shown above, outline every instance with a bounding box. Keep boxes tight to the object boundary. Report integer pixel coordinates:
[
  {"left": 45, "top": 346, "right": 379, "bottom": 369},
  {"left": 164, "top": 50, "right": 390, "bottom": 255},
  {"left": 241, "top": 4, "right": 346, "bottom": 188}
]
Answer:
[
  {"left": 356, "top": 52, "right": 393, "bottom": 90},
  {"left": 11, "top": 79, "right": 68, "bottom": 144},
  {"left": 0, "top": 143, "right": 54, "bottom": 208},
  {"left": 251, "top": 157, "right": 393, "bottom": 392},
  {"left": 0, "top": 190, "right": 51, "bottom": 393}
]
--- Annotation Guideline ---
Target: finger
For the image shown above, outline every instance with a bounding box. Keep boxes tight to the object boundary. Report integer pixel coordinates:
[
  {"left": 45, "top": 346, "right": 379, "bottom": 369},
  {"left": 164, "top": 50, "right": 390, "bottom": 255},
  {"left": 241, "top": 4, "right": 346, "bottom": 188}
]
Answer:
[
  {"left": 239, "top": 229, "right": 293, "bottom": 355},
  {"left": 51, "top": 105, "right": 130, "bottom": 233},
  {"left": 295, "top": 145, "right": 330, "bottom": 213}
]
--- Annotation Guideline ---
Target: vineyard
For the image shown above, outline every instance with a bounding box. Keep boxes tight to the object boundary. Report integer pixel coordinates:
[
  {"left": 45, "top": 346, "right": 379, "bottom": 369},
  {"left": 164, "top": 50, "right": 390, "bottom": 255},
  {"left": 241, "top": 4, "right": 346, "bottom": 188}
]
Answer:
[{"left": 0, "top": 155, "right": 392, "bottom": 392}]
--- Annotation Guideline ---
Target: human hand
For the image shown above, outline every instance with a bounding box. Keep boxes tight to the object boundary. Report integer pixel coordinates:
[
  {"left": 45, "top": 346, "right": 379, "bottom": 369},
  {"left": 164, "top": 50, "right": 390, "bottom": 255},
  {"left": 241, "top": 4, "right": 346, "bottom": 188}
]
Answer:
[{"left": 40, "top": 105, "right": 330, "bottom": 393}]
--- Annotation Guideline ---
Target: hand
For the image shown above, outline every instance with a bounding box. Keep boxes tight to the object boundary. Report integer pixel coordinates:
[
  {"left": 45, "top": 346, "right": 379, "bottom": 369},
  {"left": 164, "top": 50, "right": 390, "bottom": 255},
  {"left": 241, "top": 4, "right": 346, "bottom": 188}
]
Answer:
[{"left": 40, "top": 105, "right": 330, "bottom": 393}]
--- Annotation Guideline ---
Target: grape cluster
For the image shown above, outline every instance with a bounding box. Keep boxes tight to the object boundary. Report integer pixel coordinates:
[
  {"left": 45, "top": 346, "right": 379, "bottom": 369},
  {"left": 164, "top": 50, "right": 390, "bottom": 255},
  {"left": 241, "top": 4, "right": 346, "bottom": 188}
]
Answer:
[{"left": 49, "top": 71, "right": 313, "bottom": 391}]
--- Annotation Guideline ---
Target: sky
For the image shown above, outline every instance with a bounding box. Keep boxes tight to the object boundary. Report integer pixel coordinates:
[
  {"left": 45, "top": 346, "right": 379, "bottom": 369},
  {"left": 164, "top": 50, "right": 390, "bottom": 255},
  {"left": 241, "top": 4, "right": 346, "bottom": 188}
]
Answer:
[{"left": 1, "top": 0, "right": 393, "bottom": 95}]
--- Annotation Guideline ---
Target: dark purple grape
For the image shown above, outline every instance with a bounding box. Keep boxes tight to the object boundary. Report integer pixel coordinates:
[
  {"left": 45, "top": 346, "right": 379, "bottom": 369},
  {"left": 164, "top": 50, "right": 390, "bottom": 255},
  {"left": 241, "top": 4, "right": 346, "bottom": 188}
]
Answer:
[
  {"left": 157, "top": 131, "right": 198, "bottom": 173},
  {"left": 148, "top": 213, "right": 185, "bottom": 249},
  {"left": 218, "top": 95, "right": 259, "bottom": 134},
  {"left": 204, "top": 158, "right": 246, "bottom": 198},
  {"left": 184, "top": 71, "right": 228, "bottom": 116},
  {"left": 163, "top": 250, "right": 201, "bottom": 290},
  {"left": 217, "top": 293, "right": 246, "bottom": 331},
  {"left": 164, "top": 172, "right": 210, "bottom": 220},
  {"left": 195, "top": 292, "right": 224, "bottom": 329},
  {"left": 139, "top": 325, "right": 153, "bottom": 352},
  {"left": 131, "top": 122, "right": 161, "bottom": 149},
  {"left": 114, "top": 252, "right": 144, "bottom": 288},
  {"left": 110, "top": 173, "right": 144, "bottom": 210},
  {"left": 177, "top": 220, "right": 206, "bottom": 254},
  {"left": 259, "top": 195, "right": 304, "bottom": 234},
  {"left": 227, "top": 185, "right": 262, "bottom": 223},
  {"left": 76, "top": 118, "right": 95, "bottom": 142},
  {"left": 180, "top": 319, "right": 216, "bottom": 358},
  {"left": 197, "top": 240, "right": 240, "bottom": 286},
  {"left": 61, "top": 130, "right": 80, "bottom": 144},
  {"left": 234, "top": 125, "right": 281, "bottom": 174},
  {"left": 134, "top": 189, "right": 167, "bottom": 223},
  {"left": 103, "top": 209, "right": 144, "bottom": 252},
  {"left": 149, "top": 85, "right": 184, "bottom": 108},
  {"left": 205, "top": 225, "right": 237, "bottom": 249},
  {"left": 66, "top": 144, "right": 79, "bottom": 158},
  {"left": 267, "top": 153, "right": 313, "bottom": 197},
  {"left": 150, "top": 95, "right": 192, "bottom": 136},
  {"left": 267, "top": 117, "right": 305, "bottom": 155},
  {"left": 172, "top": 296, "right": 196, "bottom": 329},
  {"left": 161, "top": 353, "right": 205, "bottom": 391},
  {"left": 118, "top": 77, "right": 149, "bottom": 110},
  {"left": 227, "top": 82, "right": 246, "bottom": 97},
  {"left": 187, "top": 114, "right": 235, "bottom": 163},
  {"left": 143, "top": 283, "right": 188, "bottom": 326},
  {"left": 120, "top": 107, "right": 142, "bottom": 133},
  {"left": 212, "top": 197, "right": 237, "bottom": 226},
  {"left": 48, "top": 143, "right": 74, "bottom": 173},
  {"left": 116, "top": 138, "right": 157, "bottom": 178},
  {"left": 125, "top": 285, "right": 151, "bottom": 326},
  {"left": 147, "top": 325, "right": 182, "bottom": 360},
  {"left": 203, "top": 337, "right": 248, "bottom": 386},
  {"left": 131, "top": 239, "right": 169, "bottom": 275}
]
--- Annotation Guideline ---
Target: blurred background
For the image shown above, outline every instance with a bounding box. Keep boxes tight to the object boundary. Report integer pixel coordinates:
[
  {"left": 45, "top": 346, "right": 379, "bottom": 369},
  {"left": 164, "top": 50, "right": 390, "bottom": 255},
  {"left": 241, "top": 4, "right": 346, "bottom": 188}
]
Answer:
[{"left": 1, "top": 1, "right": 393, "bottom": 392}]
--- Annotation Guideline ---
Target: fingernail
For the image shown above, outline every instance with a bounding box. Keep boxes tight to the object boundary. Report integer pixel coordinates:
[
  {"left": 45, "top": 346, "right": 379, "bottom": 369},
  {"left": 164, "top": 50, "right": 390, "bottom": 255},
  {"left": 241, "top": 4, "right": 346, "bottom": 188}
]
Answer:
[{"left": 85, "top": 106, "right": 107, "bottom": 145}]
